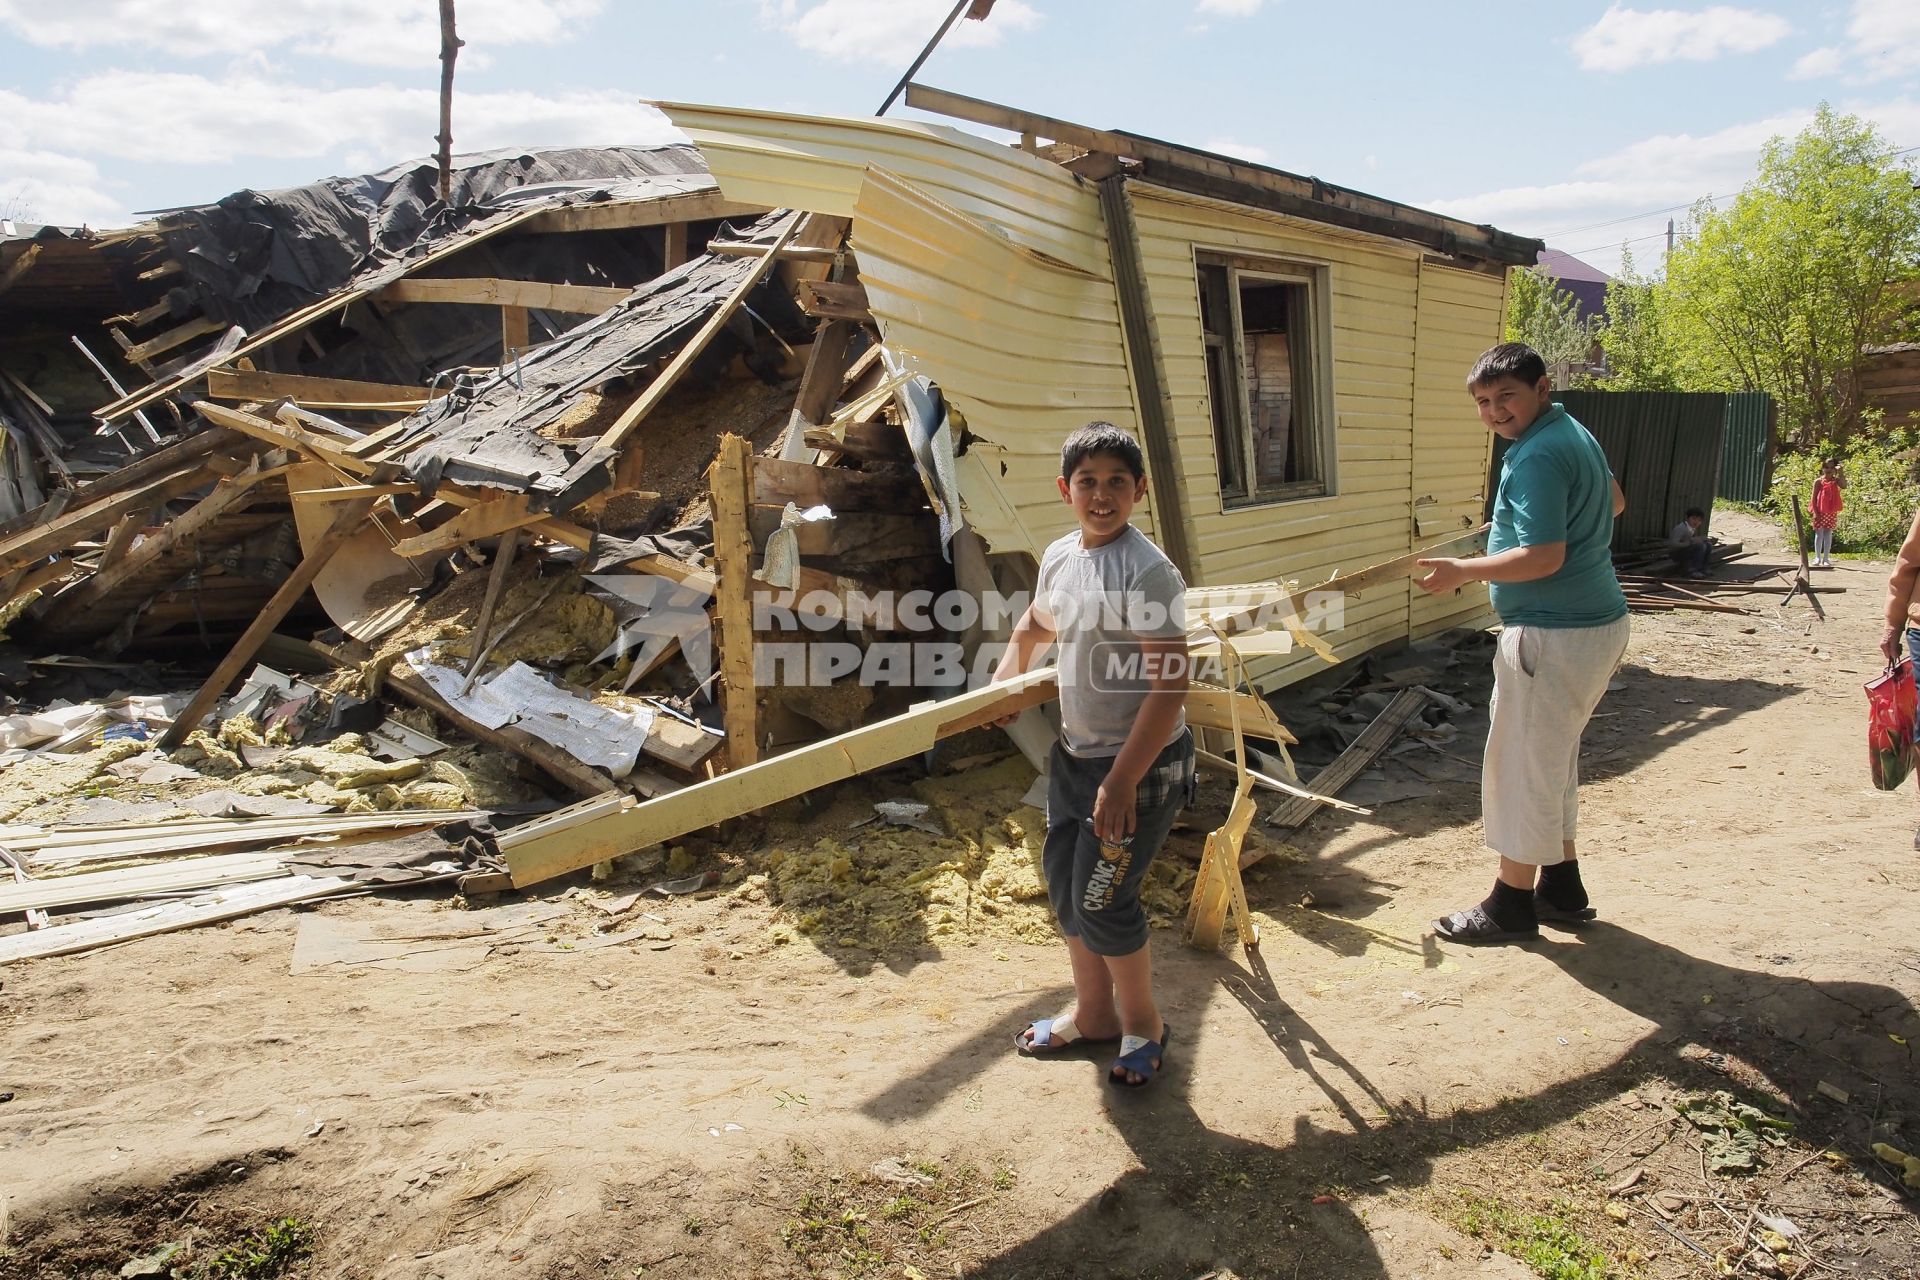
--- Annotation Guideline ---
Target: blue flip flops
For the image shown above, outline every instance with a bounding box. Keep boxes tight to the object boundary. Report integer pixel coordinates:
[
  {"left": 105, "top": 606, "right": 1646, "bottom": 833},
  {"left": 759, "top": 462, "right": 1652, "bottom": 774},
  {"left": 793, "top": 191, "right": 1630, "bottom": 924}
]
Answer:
[{"left": 1108, "top": 1023, "right": 1172, "bottom": 1088}]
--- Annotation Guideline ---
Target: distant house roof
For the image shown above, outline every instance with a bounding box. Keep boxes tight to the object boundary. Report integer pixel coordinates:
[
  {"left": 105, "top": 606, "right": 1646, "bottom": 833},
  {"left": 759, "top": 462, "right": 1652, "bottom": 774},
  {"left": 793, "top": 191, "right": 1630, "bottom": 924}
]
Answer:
[{"left": 1535, "top": 248, "right": 1611, "bottom": 323}]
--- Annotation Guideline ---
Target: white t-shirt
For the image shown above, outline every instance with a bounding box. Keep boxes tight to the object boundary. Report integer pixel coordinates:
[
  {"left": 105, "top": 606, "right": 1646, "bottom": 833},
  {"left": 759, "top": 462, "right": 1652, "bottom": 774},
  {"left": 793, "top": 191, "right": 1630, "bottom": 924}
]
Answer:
[{"left": 1035, "top": 524, "right": 1188, "bottom": 758}]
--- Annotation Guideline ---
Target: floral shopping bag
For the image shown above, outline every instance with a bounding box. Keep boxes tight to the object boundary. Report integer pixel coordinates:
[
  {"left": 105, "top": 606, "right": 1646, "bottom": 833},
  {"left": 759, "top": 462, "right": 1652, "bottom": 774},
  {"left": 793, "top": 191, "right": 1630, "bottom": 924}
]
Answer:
[{"left": 1866, "top": 657, "right": 1919, "bottom": 791}]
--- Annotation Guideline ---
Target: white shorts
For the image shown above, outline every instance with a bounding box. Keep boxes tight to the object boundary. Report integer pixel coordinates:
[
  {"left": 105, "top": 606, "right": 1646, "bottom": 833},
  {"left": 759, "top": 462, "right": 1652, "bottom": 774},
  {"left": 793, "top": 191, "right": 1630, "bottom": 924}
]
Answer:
[{"left": 1482, "top": 616, "right": 1631, "bottom": 865}]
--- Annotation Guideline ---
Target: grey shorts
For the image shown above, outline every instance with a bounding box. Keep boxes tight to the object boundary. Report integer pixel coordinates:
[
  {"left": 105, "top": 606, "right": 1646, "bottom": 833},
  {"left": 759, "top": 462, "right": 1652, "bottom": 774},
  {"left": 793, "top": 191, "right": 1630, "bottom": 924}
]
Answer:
[{"left": 1043, "top": 729, "right": 1195, "bottom": 956}]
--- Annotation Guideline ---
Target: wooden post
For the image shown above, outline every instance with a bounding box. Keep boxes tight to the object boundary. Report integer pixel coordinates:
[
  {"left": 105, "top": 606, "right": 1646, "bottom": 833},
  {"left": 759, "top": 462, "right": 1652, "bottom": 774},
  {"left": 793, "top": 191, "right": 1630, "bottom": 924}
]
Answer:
[
  {"left": 501, "top": 305, "right": 530, "bottom": 356},
  {"left": 436, "top": 0, "right": 461, "bottom": 204},
  {"left": 663, "top": 221, "right": 690, "bottom": 271},
  {"left": 710, "top": 434, "right": 758, "bottom": 768},
  {"left": 158, "top": 494, "right": 382, "bottom": 749},
  {"left": 1097, "top": 174, "right": 1194, "bottom": 580}
]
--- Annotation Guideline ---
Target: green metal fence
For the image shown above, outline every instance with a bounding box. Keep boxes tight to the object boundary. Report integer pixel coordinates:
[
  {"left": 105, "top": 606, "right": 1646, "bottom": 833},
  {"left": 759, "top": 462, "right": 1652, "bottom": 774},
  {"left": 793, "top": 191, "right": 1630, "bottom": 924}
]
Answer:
[
  {"left": 1718, "top": 392, "right": 1776, "bottom": 504},
  {"left": 1491, "top": 392, "right": 1732, "bottom": 552}
]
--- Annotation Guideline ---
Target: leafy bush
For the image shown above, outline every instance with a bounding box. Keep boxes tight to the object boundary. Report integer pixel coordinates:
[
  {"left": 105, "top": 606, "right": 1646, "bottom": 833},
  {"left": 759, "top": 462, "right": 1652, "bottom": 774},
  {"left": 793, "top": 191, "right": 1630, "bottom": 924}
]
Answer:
[{"left": 1766, "top": 423, "right": 1920, "bottom": 557}]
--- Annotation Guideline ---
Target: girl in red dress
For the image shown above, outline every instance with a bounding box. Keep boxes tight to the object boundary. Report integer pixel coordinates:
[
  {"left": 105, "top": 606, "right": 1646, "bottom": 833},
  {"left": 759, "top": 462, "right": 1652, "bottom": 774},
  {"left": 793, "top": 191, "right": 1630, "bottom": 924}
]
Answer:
[{"left": 1811, "top": 458, "right": 1844, "bottom": 568}]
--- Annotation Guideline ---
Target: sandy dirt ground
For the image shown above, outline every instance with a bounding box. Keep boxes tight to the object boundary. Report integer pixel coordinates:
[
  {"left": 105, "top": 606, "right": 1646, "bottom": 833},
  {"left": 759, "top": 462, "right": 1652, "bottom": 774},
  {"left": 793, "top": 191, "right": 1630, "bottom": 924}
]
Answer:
[{"left": 3, "top": 508, "right": 1918, "bottom": 1280}]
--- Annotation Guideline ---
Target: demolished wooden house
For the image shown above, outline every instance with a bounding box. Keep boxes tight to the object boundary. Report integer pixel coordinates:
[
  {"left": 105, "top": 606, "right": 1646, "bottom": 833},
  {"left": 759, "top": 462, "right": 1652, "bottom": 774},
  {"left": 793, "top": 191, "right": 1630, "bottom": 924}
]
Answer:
[{"left": 0, "top": 94, "right": 1537, "bottom": 958}]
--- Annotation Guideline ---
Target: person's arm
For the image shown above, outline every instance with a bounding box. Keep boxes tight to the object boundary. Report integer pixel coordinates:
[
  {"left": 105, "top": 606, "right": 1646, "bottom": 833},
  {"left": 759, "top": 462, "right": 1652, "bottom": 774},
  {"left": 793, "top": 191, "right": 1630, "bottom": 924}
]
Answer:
[
  {"left": 992, "top": 603, "right": 1056, "bottom": 682},
  {"left": 1881, "top": 507, "right": 1920, "bottom": 661},
  {"left": 1416, "top": 543, "right": 1566, "bottom": 595},
  {"left": 988, "top": 603, "right": 1057, "bottom": 727},
  {"left": 1610, "top": 475, "right": 1626, "bottom": 518},
  {"left": 1090, "top": 635, "right": 1190, "bottom": 843}
]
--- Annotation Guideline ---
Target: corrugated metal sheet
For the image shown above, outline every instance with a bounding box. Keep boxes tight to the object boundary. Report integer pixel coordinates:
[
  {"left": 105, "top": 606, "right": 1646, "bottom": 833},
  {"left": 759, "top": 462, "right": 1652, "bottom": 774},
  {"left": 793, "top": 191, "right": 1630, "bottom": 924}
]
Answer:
[
  {"left": 1493, "top": 391, "right": 1729, "bottom": 551},
  {"left": 1719, "top": 392, "right": 1774, "bottom": 504}
]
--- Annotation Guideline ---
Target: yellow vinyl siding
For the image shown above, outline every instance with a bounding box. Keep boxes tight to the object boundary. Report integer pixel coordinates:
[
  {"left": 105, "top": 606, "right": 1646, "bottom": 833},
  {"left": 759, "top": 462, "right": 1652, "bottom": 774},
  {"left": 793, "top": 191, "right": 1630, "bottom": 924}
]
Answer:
[
  {"left": 1410, "top": 259, "right": 1506, "bottom": 637},
  {"left": 1128, "top": 183, "right": 1421, "bottom": 683},
  {"left": 659, "top": 103, "right": 1516, "bottom": 687}
]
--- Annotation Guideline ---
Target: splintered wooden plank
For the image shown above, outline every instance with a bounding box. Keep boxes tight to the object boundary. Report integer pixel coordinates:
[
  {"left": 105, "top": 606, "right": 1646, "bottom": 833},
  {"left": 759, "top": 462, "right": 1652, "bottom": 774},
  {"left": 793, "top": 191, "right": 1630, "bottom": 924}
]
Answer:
[
  {"left": 502, "top": 670, "right": 1060, "bottom": 888},
  {"left": 118, "top": 315, "right": 225, "bottom": 365},
  {"left": 796, "top": 279, "right": 872, "bottom": 323},
  {"left": 0, "top": 428, "right": 237, "bottom": 548},
  {"left": 38, "top": 454, "right": 287, "bottom": 627},
  {"left": 0, "top": 875, "right": 358, "bottom": 964},
  {"left": 194, "top": 401, "right": 374, "bottom": 476},
  {"left": 1264, "top": 688, "right": 1430, "bottom": 831},
  {"left": 1183, "top": 688, "right": 1297, "bottom": 744},
  {"left": 0, "top": 459, "right": 227, "bottom": 577}
]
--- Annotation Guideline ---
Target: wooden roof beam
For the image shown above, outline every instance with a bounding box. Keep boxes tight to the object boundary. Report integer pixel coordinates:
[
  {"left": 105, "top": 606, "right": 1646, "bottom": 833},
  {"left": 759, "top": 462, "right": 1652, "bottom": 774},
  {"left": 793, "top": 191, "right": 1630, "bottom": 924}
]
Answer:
[{"left": 378, "top": 277, "right": 632, "bottom": 315}]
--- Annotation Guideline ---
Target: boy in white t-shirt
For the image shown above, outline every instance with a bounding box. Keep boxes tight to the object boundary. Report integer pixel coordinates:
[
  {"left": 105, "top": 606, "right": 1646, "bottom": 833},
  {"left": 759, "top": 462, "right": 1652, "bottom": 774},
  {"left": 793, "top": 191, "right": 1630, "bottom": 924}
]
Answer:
[{"left": 992, "top": 423, "right": 1193, "bottom": 1088}]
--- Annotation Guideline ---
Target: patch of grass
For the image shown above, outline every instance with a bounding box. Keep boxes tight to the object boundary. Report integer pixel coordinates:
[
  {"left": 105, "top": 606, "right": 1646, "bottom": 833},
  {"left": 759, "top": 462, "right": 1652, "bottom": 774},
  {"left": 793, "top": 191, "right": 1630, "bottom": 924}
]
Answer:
[
  {"left": 1444, "top": 1193, "right": 1613, "bottom": 1280},
  {"left": 196, "top": 1217, "right": 314, "bottom": 1280},
  {"left": 774, "top": 1154, "right": 1010, "bottom": 1279}
]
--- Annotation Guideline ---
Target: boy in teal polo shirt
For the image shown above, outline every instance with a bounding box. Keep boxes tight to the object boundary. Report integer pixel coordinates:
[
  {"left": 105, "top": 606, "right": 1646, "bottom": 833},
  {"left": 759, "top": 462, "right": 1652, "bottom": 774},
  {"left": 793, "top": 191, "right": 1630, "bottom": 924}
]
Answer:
[{"left": 1417, "top": 343, "right": 1629, "bottom": 944}]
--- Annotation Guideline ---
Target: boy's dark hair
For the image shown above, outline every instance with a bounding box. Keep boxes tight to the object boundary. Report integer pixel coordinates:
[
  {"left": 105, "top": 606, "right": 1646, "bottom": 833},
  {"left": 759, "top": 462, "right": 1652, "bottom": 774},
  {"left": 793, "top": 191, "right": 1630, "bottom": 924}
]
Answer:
[
  {"left": 1467, "top": 342, "right": 1548, "bottom": 389},
  {"left": 1684, "top": 507, "right": 1706, "bottom": 520},
  {"left": 1060, "top": 421, "right": 1146, "bottom": 481}
]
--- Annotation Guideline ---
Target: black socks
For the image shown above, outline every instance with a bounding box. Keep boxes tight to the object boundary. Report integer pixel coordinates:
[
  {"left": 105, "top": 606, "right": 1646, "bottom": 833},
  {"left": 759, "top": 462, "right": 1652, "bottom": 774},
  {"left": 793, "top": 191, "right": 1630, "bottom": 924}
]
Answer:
[
  {"left": 1481, "top": 878, "right": 1537, "bottom": 931},
  {"left": 1537, "top": 860, "right": 1588, "bottom": 912}
]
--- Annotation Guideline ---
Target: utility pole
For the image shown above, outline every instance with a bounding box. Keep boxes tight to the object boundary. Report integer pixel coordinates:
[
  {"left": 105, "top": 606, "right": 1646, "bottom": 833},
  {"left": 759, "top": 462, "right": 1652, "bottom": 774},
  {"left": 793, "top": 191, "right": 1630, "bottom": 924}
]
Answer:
[
  {"left": 1665, "top": 218, "right": 1674, "bottom": 263},
  {"left": 436, "top": 0, "right": 462, "bottom": 203},
  {"left": 876, "top": 0, "right": 998, "bottom": 116}
]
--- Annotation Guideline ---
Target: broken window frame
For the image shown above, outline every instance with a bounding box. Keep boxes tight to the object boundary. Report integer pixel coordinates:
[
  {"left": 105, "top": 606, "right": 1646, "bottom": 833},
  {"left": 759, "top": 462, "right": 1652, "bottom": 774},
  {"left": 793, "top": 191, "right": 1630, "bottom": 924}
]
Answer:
[{"left": 1196, "top": 250, "right": 1337, "bottom": 508}]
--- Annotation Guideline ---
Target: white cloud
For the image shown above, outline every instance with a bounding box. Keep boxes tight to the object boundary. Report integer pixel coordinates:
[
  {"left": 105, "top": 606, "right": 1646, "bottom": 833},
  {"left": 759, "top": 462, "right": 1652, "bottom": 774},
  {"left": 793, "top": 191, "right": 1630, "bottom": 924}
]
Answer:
[
  {"left": 761, "top": 0, "right": 1040, "bottom": 65},
  {"left": 0, "top": 70, "right": 683, "bottom": 174},
  {"left": 1201, "top": 136, "right": 1273, "bottom": 164},
  {"left": 1196, "top": 0, "right": 1264, "bottom": 15},
  {"left": 1790, "top": 46, "right": 1847, "bottom": 79},
  {"left": 0, "top": 148, "right": 131, "bottom": 228},
  {"left": 1820, "top": 0, "right": 1920, "bottom": 81},
  {"left": 1424, "top": 97, "right": 1920, "bottom": 276},
  {"left": 0, "top": 0, "right": 603, "bottom": 68},
  {"left": 1572, "top": 5, "right": 1791, "bottom": 72}
]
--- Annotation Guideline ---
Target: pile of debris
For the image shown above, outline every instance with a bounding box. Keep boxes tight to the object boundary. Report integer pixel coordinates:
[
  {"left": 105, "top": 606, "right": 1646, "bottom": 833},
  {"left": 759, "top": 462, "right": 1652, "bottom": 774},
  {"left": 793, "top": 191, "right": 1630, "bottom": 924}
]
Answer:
[{"left": 0, "top": 141, "right": 1343, "bottom": 964}]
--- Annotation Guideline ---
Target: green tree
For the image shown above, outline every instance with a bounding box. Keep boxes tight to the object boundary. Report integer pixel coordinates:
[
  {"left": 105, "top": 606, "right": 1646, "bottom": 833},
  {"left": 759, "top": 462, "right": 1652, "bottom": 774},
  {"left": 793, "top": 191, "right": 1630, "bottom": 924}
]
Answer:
[
  {"left": 1660, "top": 105, "right": 1920, "bottom": 447},
  {"left": 1595, "top": 249, "right": 1678, "bottom": 390},
  {"left": 1504, "top": 266, "right": 1593, "bottom": 371}
]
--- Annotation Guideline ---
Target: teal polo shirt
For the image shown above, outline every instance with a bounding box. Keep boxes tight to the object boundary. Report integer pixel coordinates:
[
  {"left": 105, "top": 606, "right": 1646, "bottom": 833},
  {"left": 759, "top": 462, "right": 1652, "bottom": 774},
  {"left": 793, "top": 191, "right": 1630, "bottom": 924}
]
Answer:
[{"left": 1486, "top": 403, "right": 1627, "bottom": 628}]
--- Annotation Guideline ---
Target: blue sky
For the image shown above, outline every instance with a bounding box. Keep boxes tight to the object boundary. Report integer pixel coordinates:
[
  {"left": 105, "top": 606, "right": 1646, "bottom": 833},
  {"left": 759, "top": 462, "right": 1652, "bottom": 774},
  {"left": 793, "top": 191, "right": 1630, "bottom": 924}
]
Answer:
[{"left": 3, "top": 1, "right": 1916, "bottom": 277}]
